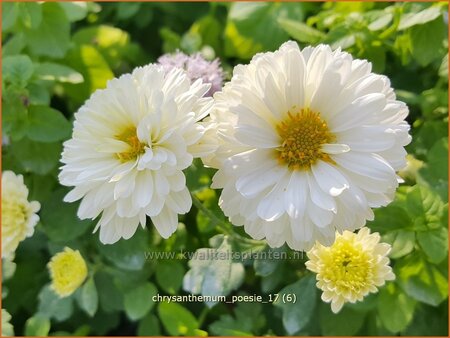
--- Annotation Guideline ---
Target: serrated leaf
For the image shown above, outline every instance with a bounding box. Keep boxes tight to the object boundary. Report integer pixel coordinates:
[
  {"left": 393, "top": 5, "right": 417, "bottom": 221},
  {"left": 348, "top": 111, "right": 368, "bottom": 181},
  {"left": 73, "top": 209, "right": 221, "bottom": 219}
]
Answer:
[
  {"left": 396, "top": 253, "right": 448, "bottom": 306},
  {"left": 2, "top": 55, "right": 34, "bottom": 88},
  {"left": 24, "top": 2, "right": 70, "bottom": 58},
  {"left": 124, "top": 282, "right": 157, "bottom": 321},
  {"left": 406, "top": 185, "right": 446, "bottom": 230},
  {"left": 224, "top": 2, "right": 304, "bottom": 59},
  {"left": 209, "top": 301, "right": 265, "bottom": 336},
  {"left": 417, "top": 227, "right": 448, "bottom": 264},
  {"left": 274, "top": 275, "right": 317, "bottom": 334},
  {"left": 382, "top": 230, "right": 415, "bottom": 259},
  {"left": 419, "top": 137, "right": 448, "bottom": 200}
]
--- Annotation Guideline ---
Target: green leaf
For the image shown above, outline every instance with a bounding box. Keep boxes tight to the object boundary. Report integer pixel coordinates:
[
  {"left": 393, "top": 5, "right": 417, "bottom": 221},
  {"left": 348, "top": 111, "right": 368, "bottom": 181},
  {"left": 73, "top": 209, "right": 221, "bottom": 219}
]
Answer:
[
  {"left": 37, "top": 285, "right": 74, "bottom": 322},
  {"left": 63, "top": 44, "right": 114, "bottom": 105},
  {"left": 278, "top": 18, "right": 325, "bottom": 44},
  {"left": 18, "top": 2, "right": 42, "bottom": 29},
  {"left": 26, "top": 105, "right": 71, "bottom": 143},
  {"left": 398, "top": 5, "right": 443, "bottom": 30},
  {"left": 95, "top": 272, "right": 123, "bottom": 313},
  {"left": 2, "top": 55, "right": 34, "bottom": 88},
  {"left": 253, "top": 246, "right": 286, "bottom": 277},
  {"left": 11, "top": 138, "right": 62, "bottom": 175},
  {"left": 396, "top": 253, "right": 448, "bottom": 306},
  {"left": 35, "top": 62, "right": 84, "bottom": 84},
  {"left": 138, "top": 313, "right": 161, "bottom": 336},
  {"left": 319, "top": 302, "right": 366, "bottom": 336},
  {"left": 24, "top": 315, "right": 50, "bottom": 336},
  {"left": 417, "top": 227, "right": 448, "bottom": 264},
  {"left": 24, "top": 2, "right": 70, "bottom": 58},
  {"left": 2, "top": 2, "right": 19, "bottom": 31},
  {"left": 183, "top": 237, "right": 245, "bottom": 307},
  {"left": 382, "top": 230, "right": 415, "bottom": 259},
  {"left": 97, "top": 228, "right": 149, "bottom": 271},
  {"left": 438, "top": 54, "right": 448, "bottom": 78},
  {"left": 79, "top": 277, "right": 99, "bottom": 317},
  {"left": 368, "top": 12, "right": 393, "bottom": 31},
  {"left": 2, "top": 33, "right": 27, "bottom": 56},
  {"left": 72, "top": 25, "right": 133, "bottom": 69},
  {"left": 419, "top": 138, "right": 448, "bottom": 200},
  {"left": 28, "top": 82, "right": 51, "bottom": 106},
  {"left": 2, "top": 89, "right": 29, "bottom": 140},
  {"left": 377, "top": 283, "right": 416, "bottom": 333},
  {"left": 124, "top": 282, "right": 157, "bottom": 321},
  {"left": 58, "top": 2, "right": 89, "bottom": 22},
  {"left": 155, "top": 261, "right": 184, "bottom": 295},
  {"left": 410, "top": 18, "right": 446, "bottom": 66},
  {"left": 190, "top": 15, "right": 222, "bottom": 53},
  {"left": 368, "top": 205, "right": 412, "bottom": 232},
  {"left": 406, "top": 184, "right": 446, "bottom": 231},
  {"left": 40, "top": 188, "right": 92, "bottom": 242},
  {"left": 209, "top": 301, "right": 265, "bottom": 336},
  {"left": 158, "top": 302, "right": 204, "bottom": 336},
  {"left": 224, "top": 2, "right": 304, "bottom": 59},
  {"left": 274, "top": 275, "right": 317, "bottom": 334}
]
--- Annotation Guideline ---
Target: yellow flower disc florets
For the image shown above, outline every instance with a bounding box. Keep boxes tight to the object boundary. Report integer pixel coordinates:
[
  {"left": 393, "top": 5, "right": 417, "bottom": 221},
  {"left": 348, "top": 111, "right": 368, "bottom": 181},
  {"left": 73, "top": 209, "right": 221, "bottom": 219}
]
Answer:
[
  {"left": 276, "top": 108, "right": 335, "bottom": 170},
  {"left": 48, "top": 247, "right": 88, "bottom": 297},
  {"left": 306, "top": 227, "right": 395, "bottom": 313},
  {"left": 116, "top": 127, "right": 146, "bottom": 162}
]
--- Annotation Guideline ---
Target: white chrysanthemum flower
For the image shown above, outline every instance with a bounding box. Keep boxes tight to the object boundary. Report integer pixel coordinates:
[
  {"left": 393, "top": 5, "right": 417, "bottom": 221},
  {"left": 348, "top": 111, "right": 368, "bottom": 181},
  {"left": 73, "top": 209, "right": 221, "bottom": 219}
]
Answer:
[
  {"left": 1, "top": 171, "right": 40, "bottom": 258},
  {"left": 2, "top": 309, "right": 14, "bottom": 336},
  {"left": 205, "top": 42, "right": 411, "bottom": 251},
  {"left": 306, "top": 227, "right": 395, "bottom": 313},
  {"left": 59, "top": 65, "right": 215, "bottom": 244}
]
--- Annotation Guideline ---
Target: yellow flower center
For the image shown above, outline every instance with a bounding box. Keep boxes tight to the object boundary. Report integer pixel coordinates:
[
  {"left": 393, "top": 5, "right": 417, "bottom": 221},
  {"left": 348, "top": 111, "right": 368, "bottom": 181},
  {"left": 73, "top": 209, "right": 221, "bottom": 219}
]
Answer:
[
  {"left": 115, "top": 127, "right": 146, "bottom": 162},
  {"left": 48, "top": 248, "right": 88, "bottom": 297},
  {"left": 276, "top": 108, "right": 335, "bottom": 170},
  {"left": 319, "top": 238, "right": 373, "bottom": 293}
]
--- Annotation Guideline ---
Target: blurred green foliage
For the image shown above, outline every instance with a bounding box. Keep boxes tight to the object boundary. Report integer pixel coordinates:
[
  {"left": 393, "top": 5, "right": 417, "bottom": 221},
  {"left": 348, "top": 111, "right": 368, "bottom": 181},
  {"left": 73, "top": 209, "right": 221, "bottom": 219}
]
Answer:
[{"left": 2, "top": 1, "right": 448, "bottom": 336}]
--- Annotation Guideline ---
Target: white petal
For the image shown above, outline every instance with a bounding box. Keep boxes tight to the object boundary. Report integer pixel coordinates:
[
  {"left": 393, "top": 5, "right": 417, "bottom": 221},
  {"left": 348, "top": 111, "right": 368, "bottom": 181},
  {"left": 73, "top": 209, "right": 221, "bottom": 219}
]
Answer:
[
  {"left": 151, "top": 206, "right": 178, "bottom": 239},
  {"left": 311, "top": 161, "right": 349, "bottom": 197},
  {"left": 256, "top": 177, "right": 289, "bottom": 222},
  {"left": 321, "top": 143, "right": 350, "bottom": 154}
]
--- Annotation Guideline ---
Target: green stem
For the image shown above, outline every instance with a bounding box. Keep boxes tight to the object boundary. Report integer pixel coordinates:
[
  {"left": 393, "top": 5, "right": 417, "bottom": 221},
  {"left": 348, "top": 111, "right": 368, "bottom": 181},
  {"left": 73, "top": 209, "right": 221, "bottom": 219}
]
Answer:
[{"left": 197, "top": 306, "right": 209, "bottom": 328}]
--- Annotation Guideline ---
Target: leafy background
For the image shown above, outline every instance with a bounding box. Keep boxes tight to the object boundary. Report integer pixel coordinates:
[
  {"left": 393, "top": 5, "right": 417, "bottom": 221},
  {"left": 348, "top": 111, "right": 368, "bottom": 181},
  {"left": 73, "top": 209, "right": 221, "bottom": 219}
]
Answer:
[{"left": 1, "top": 1, "right": 448, "bottom": 336}]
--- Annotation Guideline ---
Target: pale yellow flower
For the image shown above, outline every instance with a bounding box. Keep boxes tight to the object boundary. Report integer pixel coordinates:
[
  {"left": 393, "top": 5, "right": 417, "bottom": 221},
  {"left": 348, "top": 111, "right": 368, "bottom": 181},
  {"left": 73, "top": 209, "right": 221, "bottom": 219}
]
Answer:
[
  {"left": 1, "top": 309, "right": 14, "bottom": 336},
  {"left": 48, "top": 247, "right": 88, "bottom": 297},
  {"left": 2, "top": 171, "right": 40, "bottom": 258},
  {"left": 306, "top": 227, "right": 395, "bottom": 313}
]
